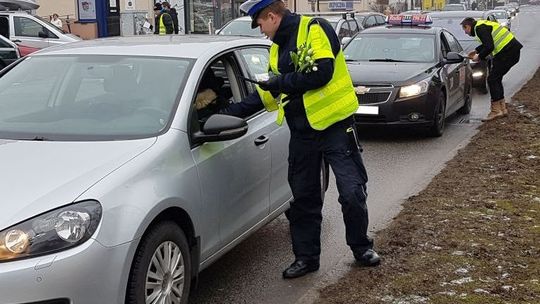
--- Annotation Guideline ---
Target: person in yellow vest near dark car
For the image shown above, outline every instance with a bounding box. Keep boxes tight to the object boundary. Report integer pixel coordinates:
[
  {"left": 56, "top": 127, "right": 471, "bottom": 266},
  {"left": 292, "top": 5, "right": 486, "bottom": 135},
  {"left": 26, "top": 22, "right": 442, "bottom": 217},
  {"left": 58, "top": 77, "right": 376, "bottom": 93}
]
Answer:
[
  {"left": 153, "top": 2, "right": 174, "bottom": 35},
  {"left": 216, "top": 0, "right": 380, "bottom": 279},
  {"left": 461, "top": 17, "right": 522, "bottom": 121}
]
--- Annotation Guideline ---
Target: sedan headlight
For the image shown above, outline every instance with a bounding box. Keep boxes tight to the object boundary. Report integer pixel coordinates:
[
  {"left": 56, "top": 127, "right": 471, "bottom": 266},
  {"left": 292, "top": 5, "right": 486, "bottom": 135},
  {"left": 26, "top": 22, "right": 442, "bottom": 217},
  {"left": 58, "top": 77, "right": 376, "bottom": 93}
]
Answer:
[
  {"left": 0, "top": 200, "right": 101, "bottom": 262},
  {"left": 399, "top": 80, "right": 429, "bottom": 99}
]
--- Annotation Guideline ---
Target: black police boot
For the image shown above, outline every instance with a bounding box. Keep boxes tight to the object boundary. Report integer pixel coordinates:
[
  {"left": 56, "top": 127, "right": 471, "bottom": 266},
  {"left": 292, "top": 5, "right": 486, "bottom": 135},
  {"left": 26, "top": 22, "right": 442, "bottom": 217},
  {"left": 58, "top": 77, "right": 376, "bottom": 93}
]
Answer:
[
  {"left": 354, "top": 249, "right": 381, "bottom": 267},
  {"left": 282, "top": 260, "right": 320, "bottom": 279}
]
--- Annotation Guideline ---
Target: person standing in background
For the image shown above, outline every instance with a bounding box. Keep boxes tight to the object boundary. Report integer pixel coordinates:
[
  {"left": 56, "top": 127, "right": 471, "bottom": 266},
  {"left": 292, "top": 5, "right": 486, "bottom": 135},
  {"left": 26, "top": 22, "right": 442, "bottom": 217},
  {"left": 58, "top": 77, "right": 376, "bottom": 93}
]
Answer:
[
  {"left": 50, "top": 13, "right": 62, "bottom": 29},
  {"left": 162, "top": 2, "right": 179, "bottom": 34}
]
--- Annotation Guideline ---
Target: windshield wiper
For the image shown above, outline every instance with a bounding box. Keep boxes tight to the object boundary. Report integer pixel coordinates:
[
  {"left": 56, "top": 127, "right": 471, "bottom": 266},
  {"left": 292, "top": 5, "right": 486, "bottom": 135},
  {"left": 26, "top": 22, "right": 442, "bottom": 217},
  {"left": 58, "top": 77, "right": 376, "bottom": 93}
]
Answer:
[
  {"left": 369, "top": 58, "right": 407, "bottom": 62},
  {"left": 31, "top": 136, "right": 49, "bottom": 141}
]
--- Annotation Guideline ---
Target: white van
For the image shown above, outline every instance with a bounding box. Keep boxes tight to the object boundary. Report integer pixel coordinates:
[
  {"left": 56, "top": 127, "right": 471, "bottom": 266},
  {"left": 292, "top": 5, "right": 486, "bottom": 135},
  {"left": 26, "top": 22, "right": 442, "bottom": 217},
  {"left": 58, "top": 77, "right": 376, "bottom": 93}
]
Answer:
[{"left": 0, "top": 11, "right": 80, "bottom": 49}]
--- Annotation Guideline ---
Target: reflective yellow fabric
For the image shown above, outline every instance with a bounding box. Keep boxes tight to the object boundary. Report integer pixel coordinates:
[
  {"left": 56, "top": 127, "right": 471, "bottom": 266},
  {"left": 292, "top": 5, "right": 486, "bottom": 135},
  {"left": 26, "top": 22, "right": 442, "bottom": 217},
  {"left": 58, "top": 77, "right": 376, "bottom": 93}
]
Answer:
[
  {"left": 475, "top": 20, "right": 514, "bottom": 56},
  {"left": 158, "top": 13, "right": 170, "bottom": 36},
  {"left": 259, "top": 16, "right": 358, "bottom": 130}
]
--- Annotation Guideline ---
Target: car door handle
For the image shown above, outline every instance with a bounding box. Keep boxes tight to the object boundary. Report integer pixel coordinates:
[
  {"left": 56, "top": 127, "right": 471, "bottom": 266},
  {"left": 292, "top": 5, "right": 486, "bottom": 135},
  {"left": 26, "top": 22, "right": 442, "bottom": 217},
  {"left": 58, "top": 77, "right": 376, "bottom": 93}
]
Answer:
[
  {"left": 254, "top": 135, "right": 269, "bottom": 146},
  {"left": 11, "top": 39, "right": 21, "bottom": 43}
]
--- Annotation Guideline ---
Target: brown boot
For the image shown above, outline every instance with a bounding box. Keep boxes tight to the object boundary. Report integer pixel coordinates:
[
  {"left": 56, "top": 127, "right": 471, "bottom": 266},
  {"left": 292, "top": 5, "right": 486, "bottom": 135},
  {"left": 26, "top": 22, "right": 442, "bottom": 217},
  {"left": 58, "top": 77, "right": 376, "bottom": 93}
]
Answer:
[
  {"left": 482, "top": 100, "right": 504, "bottom": 122},
  {"left": 500, "top": 100, "right": 508, "bottom": 116}
]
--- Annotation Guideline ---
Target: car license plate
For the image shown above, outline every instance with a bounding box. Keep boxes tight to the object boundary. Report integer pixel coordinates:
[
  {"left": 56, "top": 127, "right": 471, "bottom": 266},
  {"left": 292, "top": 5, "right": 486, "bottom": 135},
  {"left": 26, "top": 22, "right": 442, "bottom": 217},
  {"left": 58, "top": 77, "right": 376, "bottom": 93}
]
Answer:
[{"left": 356, "top": 106, "right": 379, "bottom": 115}]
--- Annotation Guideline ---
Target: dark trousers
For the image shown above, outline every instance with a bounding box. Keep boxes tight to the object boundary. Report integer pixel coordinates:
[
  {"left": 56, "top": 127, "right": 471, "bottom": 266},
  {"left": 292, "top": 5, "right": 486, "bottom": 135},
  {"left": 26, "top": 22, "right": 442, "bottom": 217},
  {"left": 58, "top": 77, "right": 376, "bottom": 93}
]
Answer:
[
  {"left": 285, "top": 117, "right": 373, "bottom": 262},
  {"left": 488, "top": 45, "right": 521, "bottom": 102}
]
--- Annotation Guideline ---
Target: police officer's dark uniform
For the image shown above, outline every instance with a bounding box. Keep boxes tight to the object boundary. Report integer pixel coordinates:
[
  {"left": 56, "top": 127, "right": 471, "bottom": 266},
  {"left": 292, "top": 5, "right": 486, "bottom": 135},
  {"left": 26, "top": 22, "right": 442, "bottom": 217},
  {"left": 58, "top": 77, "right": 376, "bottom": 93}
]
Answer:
[
  {"left": 219, "top": 0, "right": 380, "bottom": 278},
  {"left": 461, "top": 17, "right": 522, "bottom": 121}
]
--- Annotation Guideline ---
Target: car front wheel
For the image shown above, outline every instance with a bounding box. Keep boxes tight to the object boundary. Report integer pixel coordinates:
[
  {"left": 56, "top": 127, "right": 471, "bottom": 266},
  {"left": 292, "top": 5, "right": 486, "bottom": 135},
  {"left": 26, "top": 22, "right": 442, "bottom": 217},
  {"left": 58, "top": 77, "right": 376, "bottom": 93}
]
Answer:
[
  {"left": 428, "top": 91, "right": 446, "bottom": 137},
  {"left": 126, "top": 221, "right": 191, "bottom": 304}
]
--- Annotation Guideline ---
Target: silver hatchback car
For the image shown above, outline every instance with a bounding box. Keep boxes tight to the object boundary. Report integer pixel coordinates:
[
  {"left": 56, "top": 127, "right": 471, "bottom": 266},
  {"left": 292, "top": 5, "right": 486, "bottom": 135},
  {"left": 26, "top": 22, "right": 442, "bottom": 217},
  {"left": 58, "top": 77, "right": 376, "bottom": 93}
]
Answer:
[{"left": 0, "top": 36, "right": 304, "bottom": 303}]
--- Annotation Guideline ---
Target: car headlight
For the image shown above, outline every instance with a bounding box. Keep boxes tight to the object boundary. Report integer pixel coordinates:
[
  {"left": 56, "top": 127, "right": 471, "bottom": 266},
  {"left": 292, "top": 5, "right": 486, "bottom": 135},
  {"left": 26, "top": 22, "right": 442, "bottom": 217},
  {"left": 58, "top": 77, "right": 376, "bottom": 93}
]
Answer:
[
  {"left": 0, "top": 200, "right": 101, "bottom": 262},
  {"left": 399, "top": 80, "right": 429, "bottom": 99}
]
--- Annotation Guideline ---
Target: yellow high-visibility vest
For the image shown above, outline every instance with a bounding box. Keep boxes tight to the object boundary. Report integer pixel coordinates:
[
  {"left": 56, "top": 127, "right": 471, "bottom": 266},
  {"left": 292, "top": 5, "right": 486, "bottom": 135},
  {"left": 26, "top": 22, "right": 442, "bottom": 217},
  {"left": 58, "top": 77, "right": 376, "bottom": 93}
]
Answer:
[
  {"left": 257, "top": 16, "right": 358, "bottom": 130},
  {"left": 475, "top": 20, "right": 514, "bottom": 56},
  {"left": 159, "top": 13, "right": 171, "bottom": 35}
]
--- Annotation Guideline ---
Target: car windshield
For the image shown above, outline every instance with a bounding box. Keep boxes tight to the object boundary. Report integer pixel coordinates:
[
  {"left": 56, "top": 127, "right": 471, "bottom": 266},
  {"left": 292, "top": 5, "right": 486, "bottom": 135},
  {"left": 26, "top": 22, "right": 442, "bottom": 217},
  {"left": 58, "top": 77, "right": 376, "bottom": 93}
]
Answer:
[
  {"left": 492, "top": 11, "right": 509, "bottom": 19},
  {"left": 0, "top": 55, "right": 193, "bottom": 141},
  {"left": 343, "top": 34, "right": 435, "bottom": 63},
  {"left": 218, "top": 20, "right": 263, "bottom": 36},
  {"left": 431, "top": 17, "right": 472, "bottom": 41}
]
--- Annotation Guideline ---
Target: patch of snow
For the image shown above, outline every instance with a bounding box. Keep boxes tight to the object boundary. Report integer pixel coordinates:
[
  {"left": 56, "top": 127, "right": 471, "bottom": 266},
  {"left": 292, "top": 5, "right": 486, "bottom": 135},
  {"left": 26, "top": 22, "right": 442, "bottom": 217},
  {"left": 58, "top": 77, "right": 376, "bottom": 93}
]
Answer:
[
  {"left": 533, "top": 197, "right": 540, "bottom": 203},
  {"left": 497, "top": 232, "right": 505, "bottom": 237},
  {"left": 432, "top": 246, "right": 442, "bottom": 250},
  {"left": 455, "top": 268, "right": 469, "bottom": 275},
  {"left": 452, "top": 251, "right": 465, "bottom": 256},
  {"left": 474, "top": 288, "right": 490, "bottom": 294},
  {"left": 526, "top": 155, "right": 538, "bottom": 160},
  {"left": 501, "top": 273, "right": 510, "bottom": 279},
  {"left": 502, "top": 285, "right": 515, "bottom": 291},
  {"left": 437, "top": 291, "right": 456, "bottom": 296},
  {"left": 450, "top": 277, "right": 473, "bottom": 285}
]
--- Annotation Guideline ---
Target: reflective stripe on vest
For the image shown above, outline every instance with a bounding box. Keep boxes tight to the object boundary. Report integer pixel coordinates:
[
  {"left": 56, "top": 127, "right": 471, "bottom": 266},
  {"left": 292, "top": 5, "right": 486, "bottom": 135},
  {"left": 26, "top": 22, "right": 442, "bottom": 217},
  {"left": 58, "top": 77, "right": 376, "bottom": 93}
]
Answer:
[
  {"left": 257, "top": 16, "right": 358, "bottom": 130},
  {"left": 475, "top": 20, "right": 514, "bottom": 56}
]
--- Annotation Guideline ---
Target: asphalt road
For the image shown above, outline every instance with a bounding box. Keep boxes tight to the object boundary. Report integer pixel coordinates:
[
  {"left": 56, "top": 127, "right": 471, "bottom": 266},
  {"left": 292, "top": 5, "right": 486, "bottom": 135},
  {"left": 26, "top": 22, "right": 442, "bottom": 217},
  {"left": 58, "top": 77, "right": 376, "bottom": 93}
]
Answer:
[{"left": 189, "top": 6, "right": 540, "bottom": 304}]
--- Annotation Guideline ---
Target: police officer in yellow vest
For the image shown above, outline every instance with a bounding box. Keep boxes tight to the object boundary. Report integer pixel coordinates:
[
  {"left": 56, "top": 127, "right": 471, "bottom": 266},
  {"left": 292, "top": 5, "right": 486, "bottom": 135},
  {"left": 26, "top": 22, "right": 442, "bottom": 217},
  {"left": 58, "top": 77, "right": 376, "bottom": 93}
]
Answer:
[
  {"left": 220, "top": 0, "right": 380, "bottom": 278},
  {"left": 461, "top": 17, "right": 522, "bottom": 121},
  {"left": 153, "top": 2, "right": 174, "bottom": 35}
]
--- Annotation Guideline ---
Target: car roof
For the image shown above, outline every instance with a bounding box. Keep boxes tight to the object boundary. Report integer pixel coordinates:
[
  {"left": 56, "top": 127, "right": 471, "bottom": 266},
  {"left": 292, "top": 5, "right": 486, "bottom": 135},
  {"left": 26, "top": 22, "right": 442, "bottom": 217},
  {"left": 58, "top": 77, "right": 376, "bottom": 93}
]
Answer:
[
  {"left": 32, "top": 35, "right": 271, "bottom": 58},
  {"left": 428, "top": 10, "right": 484, "bottom": 18},
  {"left": 354, "top": 12, "right": 383, "bottom": 16},
  {"left": 361, "top": 25, "right": 439, "bottom": 35},
  {"left": 229, "top": 16, "right": 252, "bottom": 21}
]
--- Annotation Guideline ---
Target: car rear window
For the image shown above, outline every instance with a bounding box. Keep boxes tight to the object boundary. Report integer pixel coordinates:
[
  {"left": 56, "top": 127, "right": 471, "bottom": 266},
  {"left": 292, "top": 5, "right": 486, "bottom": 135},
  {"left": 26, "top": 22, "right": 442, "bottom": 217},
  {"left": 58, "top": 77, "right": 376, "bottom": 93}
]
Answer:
[
  {"left": 344, "top": 34, "right": 436, "bottom": 63},
  {"left": 0, "top": 55, "right": 194, "bottom": 141}
]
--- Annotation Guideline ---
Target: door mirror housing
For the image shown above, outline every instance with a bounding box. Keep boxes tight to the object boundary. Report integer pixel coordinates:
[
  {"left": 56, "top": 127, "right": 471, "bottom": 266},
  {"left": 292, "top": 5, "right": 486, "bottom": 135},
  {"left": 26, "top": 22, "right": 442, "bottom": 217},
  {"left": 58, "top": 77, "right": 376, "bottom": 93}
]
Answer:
[
  {"left": 444, "top": 52, "right": 464, "bottom": 64},
  {"left": 193, "top": 114, "right": 248, "bottom": 143},
  {"left": 38, "top": 30, "right": 49, "bottom": 38}
]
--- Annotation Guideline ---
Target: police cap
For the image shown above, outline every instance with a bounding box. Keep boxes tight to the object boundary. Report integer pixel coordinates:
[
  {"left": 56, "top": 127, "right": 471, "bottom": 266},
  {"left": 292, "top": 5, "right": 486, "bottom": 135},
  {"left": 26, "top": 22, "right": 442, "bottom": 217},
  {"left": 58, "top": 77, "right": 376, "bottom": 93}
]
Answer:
[{"left": 240, "top": 0, "right": 279, "bottom": 29}]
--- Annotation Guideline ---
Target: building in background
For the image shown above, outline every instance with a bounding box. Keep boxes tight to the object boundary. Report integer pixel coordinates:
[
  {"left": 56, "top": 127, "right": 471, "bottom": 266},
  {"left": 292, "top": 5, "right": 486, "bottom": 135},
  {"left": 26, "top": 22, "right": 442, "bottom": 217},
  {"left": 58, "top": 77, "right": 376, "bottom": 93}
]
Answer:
[{"left": 35, "top": 0, "right": 375, "bottom": 38}]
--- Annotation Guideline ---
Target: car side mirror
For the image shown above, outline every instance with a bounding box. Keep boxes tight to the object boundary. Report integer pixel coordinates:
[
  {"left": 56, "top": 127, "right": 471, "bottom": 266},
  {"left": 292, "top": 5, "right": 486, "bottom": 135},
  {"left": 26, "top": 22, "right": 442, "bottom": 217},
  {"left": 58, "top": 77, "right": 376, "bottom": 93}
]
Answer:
[
  {"left": 38, "top": 30, "right": 49, "bottom": 38},
  {"left": 193, "top": 114, "right": 248, "bottom": 143},
  {"left": 341, "top": 37, "right": 352, "bottom": 46},
  {"left": 444, "top": 52, "right": 464, "bottom": 64}
]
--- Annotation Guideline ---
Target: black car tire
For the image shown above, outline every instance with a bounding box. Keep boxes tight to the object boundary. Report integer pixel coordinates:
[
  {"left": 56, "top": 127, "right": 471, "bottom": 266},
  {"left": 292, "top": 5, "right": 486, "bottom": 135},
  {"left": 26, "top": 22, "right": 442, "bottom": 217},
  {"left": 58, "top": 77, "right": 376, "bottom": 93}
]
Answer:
[
  {"left": 428, "top": 91, "right": 446, "bottom": 137},
  {"left": 321, "top": 158, "right": 329, "bottom": 202},
  {"left": 458, "top": 88, "right": 472, "bottom": 115},
  {"left": 478, "top": 62, "right": 490, "bottom": 95},
  {"left": 126, "top": 221, "right": 192, "bottom": 304}
]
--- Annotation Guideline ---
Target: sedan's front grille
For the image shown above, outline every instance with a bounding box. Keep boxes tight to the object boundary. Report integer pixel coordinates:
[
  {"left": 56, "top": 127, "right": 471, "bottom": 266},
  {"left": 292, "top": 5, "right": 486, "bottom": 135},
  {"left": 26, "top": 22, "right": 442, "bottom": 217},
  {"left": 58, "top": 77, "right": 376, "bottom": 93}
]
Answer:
[{"left": 357, "top": 92, "right": 391, "bottom": 105}]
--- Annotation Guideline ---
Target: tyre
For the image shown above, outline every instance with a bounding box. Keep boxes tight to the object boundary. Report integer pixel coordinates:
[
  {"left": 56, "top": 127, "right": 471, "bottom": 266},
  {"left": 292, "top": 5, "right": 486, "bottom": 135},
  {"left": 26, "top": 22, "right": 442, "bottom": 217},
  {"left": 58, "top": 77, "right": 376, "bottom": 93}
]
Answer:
[
  {"left": 458, "top": 88, "right": 472, "bottom": 115},
  {"left": 428, "top": 91, "right": 446, "bottom": 137},
  {"left": 320, "top": 158, "right": 329, "bottom": 202},
  {"left": 478, "top": 64, "right": 489, "bottom": 95},
  {"left": 126, "top": 221, "right": 191, "bottom": 304}
]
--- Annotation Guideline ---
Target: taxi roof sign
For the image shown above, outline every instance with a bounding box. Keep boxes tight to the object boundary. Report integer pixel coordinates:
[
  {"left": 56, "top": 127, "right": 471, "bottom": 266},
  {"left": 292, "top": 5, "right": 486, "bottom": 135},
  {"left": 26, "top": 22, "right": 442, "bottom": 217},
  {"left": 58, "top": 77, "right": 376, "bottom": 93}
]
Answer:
[{"left": 387, "top": 14, "right": 432, "bottom": 26}]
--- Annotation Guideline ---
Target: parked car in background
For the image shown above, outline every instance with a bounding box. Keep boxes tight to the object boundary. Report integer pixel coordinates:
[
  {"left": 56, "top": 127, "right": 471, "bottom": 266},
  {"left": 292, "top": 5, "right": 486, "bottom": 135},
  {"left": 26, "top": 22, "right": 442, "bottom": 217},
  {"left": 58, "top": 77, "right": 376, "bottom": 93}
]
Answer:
[
  {"left": 216, "top": 16, "right": 264, "bottom": 37},
  {"left": 0, "top": 11, "right": 80, "bottom": 50},
  {"left": 0, "top": 33, "right": 19, "bottom": 69},
  {"left": 442, "top": 3, "right": 468, "bottom": 10},
  {"left": 343, "top": 15, "right": 472, "bottom": 137},
  {"left": 0, "top": 35, "right": 330, "bottom": 304},
  {"left": 353, "top": 11, "right": 387, "bottom": 29},
  {"left": 14, "top": 42, "right": 40, "bottom": 56},
  {"left": 428, "top": 11, "right": 496, "bottom": 94},
  {"left": 495, "top": 5, "right": 516, "bottom": 16},
  {"left": 487, "top": 9, "right": 512, "bottom": 29},
  {"left": 297, "top": 11, "right": 363, "bottom": 42}
]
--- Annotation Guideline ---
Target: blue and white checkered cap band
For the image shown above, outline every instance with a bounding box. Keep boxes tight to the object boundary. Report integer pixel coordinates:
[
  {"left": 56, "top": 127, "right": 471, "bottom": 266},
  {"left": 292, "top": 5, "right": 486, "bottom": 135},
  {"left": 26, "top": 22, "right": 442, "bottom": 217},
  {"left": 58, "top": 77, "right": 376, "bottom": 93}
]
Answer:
[{"left": 240, "top": 0, "right": 277, "bottom": 17}]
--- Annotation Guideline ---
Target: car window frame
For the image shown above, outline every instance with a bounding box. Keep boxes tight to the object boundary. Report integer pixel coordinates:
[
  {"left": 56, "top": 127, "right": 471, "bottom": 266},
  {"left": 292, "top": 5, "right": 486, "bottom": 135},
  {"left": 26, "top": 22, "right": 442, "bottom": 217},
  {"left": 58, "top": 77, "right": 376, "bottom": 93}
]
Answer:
[
  {"left": 365, "top": 16, "right": 377, "bottom": 28},
  {"left": 443, "top": 30, "right": 462, "bottom": 53},
  {"left": 348, "top": 20, "right": 359, "bottom": 35},
  {"left": 337, "top": 20, "right": 351, "bottom": 41}
]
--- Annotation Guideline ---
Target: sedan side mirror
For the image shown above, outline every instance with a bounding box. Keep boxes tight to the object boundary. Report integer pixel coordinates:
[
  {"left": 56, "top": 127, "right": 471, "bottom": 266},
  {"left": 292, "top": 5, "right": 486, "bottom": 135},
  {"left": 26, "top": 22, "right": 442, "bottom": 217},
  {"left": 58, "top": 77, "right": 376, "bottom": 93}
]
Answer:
[
  {"left": 193, "top": 114, "right": 248, "bottom": 143},
  {"left": 38, "top": 30, "right": 49, "bottom": 38},
  {"left": 444, "top": 52, "right": 464, "bottom": 64}
]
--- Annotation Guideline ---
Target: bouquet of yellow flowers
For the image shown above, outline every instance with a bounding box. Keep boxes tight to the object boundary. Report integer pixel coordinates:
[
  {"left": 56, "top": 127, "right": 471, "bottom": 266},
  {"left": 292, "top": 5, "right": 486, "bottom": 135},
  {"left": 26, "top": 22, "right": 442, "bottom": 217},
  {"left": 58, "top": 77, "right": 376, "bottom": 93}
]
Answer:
[{"left": 290, "top": 43, "right": 318, "bottom": 73}]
